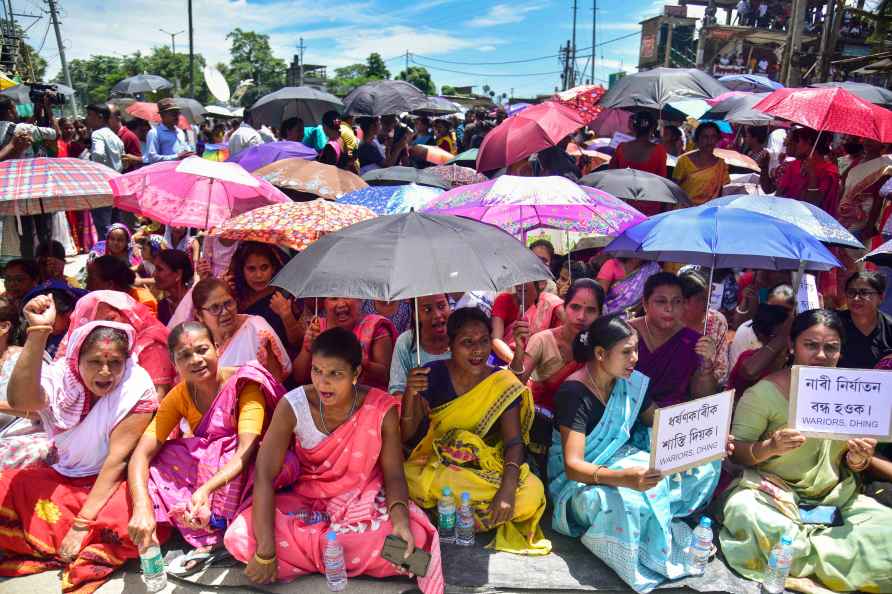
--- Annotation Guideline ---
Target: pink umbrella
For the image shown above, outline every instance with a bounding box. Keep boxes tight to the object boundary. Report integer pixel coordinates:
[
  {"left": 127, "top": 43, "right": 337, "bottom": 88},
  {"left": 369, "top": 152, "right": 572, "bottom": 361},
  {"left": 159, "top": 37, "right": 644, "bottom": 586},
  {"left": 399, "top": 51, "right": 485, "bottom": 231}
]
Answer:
[
  {"left": 706, "top": 91, "right": 751, "bottom": 106},
  {"left": 589, "top": 108, "right": 632, "bottom": 137},
  {"left": 475, "top": 101, "right": 586, "bottom": 172},
  {"left": 424, "top": 174, "right": 644, "bottom": 238},
  {"left": 110, "top": 156, "right": 289, "bottom": 229}
]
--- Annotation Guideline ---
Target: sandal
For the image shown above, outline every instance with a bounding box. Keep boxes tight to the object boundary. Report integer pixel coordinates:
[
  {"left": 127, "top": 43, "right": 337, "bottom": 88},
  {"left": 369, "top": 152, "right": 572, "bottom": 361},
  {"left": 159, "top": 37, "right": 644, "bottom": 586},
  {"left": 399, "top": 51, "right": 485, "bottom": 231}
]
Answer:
[{"left": 167, "top": 547, "right": 233, "bottom": 578}]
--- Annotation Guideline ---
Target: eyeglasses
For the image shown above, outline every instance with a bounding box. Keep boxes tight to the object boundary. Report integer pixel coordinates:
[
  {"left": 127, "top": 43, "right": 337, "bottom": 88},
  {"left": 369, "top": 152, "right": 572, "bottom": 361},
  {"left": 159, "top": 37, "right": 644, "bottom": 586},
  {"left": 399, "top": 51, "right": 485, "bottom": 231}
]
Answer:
[
  {"left": 202, "top": 299, "right": 236, "bottom": 316},
  {"left": 846, "top": 289, "right": 879, "bottom": 300}
]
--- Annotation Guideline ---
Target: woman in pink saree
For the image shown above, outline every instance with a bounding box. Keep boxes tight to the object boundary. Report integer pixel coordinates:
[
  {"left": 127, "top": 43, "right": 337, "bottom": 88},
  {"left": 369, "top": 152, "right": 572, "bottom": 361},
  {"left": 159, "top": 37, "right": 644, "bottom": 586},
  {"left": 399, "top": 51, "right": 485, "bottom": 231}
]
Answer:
[
  {"left": 225, "top": 327, "right": 444, "bottom": 594},
  {"left": 127, "top": 321, "right": 286, "bottom": 576}
]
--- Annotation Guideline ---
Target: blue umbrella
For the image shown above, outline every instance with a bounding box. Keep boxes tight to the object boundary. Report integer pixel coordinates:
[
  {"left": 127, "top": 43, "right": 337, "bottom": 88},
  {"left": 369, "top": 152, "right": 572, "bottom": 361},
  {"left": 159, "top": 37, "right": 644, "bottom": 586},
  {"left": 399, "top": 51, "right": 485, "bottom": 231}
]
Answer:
[
  {"left": 604, "top": 205, "right": 840, "bottom": 271},
  {"left": 709, "top": 194, "right": 863, "bottom": 249},
  {"left": 339, "top": 183, "right": 444, "bottom": 215},
  {"left": 718, "top": 74, "right": 784, "bottom": 93}
]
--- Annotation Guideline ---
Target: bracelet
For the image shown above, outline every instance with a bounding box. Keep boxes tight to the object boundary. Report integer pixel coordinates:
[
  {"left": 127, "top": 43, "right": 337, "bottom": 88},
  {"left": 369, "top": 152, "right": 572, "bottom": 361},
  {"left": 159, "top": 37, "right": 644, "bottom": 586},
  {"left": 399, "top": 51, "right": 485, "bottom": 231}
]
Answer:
[
  {"left": 734, "top": 305, "right": 750, "bottom": 315},
  {"left": 846, "top": 452, "right": 870, "bottom": 471},
  {"left": 387, "top": 500, "right": 409, "bottom": 515},
  {"left": 504, "top": 461, "right": 522, "bottom": 474},
  {"left": 26, "top": 325, "right": 53, "bottom": 334},
  {"left": 807, "top": 187, "right": 820, "bottom": 192},
  {"left": 253, "top": 552, "right": 277, "bottom": 565},
  {"left": 593, "top": 465, "right": 606, "bottom": 484}
]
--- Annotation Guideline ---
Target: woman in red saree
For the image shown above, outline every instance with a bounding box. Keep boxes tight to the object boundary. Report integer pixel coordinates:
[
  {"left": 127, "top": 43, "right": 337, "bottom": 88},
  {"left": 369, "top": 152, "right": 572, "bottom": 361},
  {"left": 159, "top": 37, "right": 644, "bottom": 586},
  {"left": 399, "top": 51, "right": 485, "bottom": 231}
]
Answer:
[
  {"left": 519, "top": 279, "right": 603, "bottom": 413},
  {"left": 225, "top": 327, "right": 444, "bottom": 594},
  {"left": 0, "top": 295, "right": 159, "bottom": 593}
]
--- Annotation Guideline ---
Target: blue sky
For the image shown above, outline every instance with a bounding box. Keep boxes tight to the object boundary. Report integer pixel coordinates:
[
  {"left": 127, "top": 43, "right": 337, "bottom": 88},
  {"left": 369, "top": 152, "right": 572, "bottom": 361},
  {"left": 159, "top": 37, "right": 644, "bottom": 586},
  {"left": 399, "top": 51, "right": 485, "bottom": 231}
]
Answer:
[{"left": 24, "top": 0, "right": 678, "bottom": 99}]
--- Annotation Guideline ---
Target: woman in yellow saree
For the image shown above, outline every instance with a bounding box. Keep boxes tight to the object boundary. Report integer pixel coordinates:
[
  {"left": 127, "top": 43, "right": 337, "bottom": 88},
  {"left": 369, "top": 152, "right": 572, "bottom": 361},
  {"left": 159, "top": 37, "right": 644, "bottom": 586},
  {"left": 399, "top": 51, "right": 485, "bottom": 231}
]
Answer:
[
  {"left": 673, "top": 122, "right": 730, "bottom": 206},
  {"left": 401, "top": 307, "right": 552, "bottom": 556}
]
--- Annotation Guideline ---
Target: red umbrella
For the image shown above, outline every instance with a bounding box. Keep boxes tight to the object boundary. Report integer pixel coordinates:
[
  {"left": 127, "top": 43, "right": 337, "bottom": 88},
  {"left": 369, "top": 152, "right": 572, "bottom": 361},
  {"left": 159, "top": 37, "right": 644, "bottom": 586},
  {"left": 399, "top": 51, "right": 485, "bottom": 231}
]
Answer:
[
  {"left": 125, "top": 101, "right": 190, "bottom": 130},
  {"left": 476, "top": 101, "right": 585, "bottom": 172},
  {"left": 553, "top": 84, "right": 606, "bottom": 123},
  {"left": 872, "top": 104, "right": 892, "bottom": 143},
  {"left": 752, "top": 87, "right": 885, "bottom": 140}
]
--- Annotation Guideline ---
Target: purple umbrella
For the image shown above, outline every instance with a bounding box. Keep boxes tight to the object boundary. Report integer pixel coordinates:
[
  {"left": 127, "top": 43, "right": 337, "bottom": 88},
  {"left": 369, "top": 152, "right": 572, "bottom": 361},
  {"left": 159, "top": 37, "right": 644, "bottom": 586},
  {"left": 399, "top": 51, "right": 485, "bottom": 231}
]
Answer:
[
  {"left": 228, "top": 141, "right": 317, "bottom": 173},
  {"left": 424, "top": 175, "right": 644, "bottom": 238}
]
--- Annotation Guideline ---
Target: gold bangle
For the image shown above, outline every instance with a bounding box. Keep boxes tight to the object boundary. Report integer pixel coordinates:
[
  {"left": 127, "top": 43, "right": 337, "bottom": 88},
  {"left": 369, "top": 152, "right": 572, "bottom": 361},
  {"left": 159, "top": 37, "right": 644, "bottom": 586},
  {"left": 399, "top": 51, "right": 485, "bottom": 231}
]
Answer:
[
  {"left": 387, "top": 500, "right": 409, "bottom": 515},
  {"left": 593, "top": 465, "right": 605, "bottom": 484},
  {"left": 26, "top": 325, "right": 53, "bottom": 334},
  {"left": 504, "top": 461, "right": 522, "bottom": 474},
  {"left": 253, "top": 552, "right": 276, "bottom": 565}
]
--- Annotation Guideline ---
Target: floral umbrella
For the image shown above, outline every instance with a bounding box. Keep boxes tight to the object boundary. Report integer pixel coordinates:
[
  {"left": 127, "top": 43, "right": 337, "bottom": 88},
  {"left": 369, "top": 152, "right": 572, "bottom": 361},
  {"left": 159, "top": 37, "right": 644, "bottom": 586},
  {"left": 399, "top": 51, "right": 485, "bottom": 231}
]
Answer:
[
  {"left": 339, "top": 183, "right": 444, "bottom": 215},
  {"left": 424, "top": 174, "right": 644, "bottom": 238},
  {"left": 254, "top": 158, "right": 367, "bottom": 200},
  {"left": 0, "top": 157, "right": 120, "bottom": 216},
  {"left": 553, "top": 85, "right": 606, "bottom": 123},
  {"left": 208, "top": 198, "right": 376, "bottom": 251},
  {"left": 425, "top": 165, "right": 488, "bottom": 188}
]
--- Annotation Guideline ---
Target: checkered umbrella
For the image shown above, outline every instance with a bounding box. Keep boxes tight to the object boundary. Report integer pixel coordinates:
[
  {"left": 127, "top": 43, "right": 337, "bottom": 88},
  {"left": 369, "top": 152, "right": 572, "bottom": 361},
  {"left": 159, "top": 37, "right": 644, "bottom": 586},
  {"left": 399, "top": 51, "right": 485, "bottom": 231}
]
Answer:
[{"left": 0, "top": 157, "right": 120, "bottom": 216}]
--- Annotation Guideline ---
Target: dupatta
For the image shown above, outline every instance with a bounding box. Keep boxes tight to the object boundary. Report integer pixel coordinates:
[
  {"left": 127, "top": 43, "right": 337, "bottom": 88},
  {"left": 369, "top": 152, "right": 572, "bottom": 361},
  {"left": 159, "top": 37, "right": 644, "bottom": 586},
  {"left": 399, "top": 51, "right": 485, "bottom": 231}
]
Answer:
[{"left": 603, "top": 262, "right": 660, "bottom": 316}]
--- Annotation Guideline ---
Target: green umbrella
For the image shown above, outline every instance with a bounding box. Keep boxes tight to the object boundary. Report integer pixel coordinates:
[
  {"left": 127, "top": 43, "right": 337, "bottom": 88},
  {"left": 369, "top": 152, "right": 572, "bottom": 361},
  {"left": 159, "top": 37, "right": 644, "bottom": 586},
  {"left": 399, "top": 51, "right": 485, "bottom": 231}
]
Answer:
[{"left": 447, "top": 148, "right": 478, "bottom": 165}]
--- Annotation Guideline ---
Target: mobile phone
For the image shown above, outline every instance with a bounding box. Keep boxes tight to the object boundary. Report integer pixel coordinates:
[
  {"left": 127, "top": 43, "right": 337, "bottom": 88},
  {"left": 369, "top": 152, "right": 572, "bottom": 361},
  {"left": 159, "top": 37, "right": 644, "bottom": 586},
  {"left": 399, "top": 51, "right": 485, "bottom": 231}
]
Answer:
[
  {"left": 381, "top": 534, "right": 431, "bottom": 577},
  {"left": 799, "top": 504, "right": 842, "bottom": 526}
]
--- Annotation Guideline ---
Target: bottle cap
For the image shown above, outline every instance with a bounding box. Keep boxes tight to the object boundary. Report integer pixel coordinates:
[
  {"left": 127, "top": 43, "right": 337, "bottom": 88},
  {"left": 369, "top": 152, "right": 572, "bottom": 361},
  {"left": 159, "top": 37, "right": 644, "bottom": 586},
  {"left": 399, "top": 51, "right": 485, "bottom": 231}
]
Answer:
[
  {"left": 327, "top": 530, "right": 337, "bottom": 542},
  {"left": 699, "top": 517, "right": 712, "bottom": 528},
  {"left": 781, "top": 535, "right": 793, "bottom": 545},
  {"left": 461, "top": 491, "right": 470, "bottom": 502},
  {"left": 443, "top": 487, "right": 452, "bottom": 496}
]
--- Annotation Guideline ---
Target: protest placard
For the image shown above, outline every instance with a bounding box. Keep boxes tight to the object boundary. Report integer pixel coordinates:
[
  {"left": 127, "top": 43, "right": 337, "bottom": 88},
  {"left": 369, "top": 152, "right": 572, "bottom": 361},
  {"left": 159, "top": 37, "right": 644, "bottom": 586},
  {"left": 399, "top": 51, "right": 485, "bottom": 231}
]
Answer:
[
  {"left": 796, "top": 273, "right": 820, "bottom": 313},
  {"left": 790, "top": 365, "right": 892, "bottom": 440},
  {"left": 649, "top": 390, "right": 734, "bottom": 475}
]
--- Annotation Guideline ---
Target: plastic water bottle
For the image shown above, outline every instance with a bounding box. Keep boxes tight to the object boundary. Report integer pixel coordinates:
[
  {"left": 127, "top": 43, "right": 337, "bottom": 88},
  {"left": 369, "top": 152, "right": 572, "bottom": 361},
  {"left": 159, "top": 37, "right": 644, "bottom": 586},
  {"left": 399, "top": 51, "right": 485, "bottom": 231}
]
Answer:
[
  {"left": 687, "top": 516, "right": 714, "bottom": 575},
  {"left": 455, "top": 491, "right": 475, "bottom": 546},
  {"left": 763, "top": 535, "right": 794, "bottom": 594},
  {"left": 437, "top": 487, "right": 456, "bottom": 544},
  {"left": 288, "top": 510, "right": 330, "bottom": 525},
  {"left": 208, "top": 513, "right": 228, "bottom": 531},
  {"left": 139, "top": 544, "right": 167, "bottom": 593},
  {"left": 323, "top": 530, "right": 348, "bottom": 592}
]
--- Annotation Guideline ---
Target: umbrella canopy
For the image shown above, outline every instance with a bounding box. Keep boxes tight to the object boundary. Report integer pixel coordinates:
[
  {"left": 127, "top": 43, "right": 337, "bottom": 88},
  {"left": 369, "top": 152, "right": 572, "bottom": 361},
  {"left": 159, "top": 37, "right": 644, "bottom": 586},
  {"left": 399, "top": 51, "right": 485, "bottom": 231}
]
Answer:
[
  {"left": 249, "top": 86, "right": 344, "bottom": 128},
  {"left": 714, "top": 148, "right": 760, "bottom": 172},
  {"left": 411, "top": 144, "right": 455, "bottom": 165},
  {"left": 425, "top": 165, "right": 488, "bottom": 188},
  {"left": 339, "top": 183, "right": 444, "bottom": 215},
  {"left": 664, "top": 98, "right": 712, "bottom": 120},
  {"left": 706, "top": 91, "right": 751, "bottom": 106},
  {"left": 173, "top": 98, "right": 207, "bottom": 124},
  {"left": 718, "top": 74, "right": 783, "bottom": 93},
  {"left": 271, "top": 211, "right": 552, "bottom": 301},
  {"left": 425, "top": 175, "right": 645, "bottom": 237},
  {"left": 111, "top": 74, "right": 173, "bottom": 95},
  {"left": 709, "top": 194, "right": 862, "bottom": 248},
  {"left": 228, "top": 141, "right": 317, "bottom": 172},
  {"left": 810, "top": 81, "right": 892, "bottom": 107},
  {"left": 603, "top": 204, "right": 840, "bottom": 270},
  {"left": 588, "top": 108, "right": 632, "bottom": 137},
  {"left": 446, "top": 149, "right": 478, "bottom": 166},
  {"left": 208, "top": 198, "right": 376, "bottom": 251},
  {"left": 553, "top": 85, "right": 606, "bottom": 123},
  {"left": 204, "top": 105, "right": 234, "bottom": 118},
  {"left": 110, "top": 156, "right": 289, "bottom": 229},
  {"left": 0, "top": 157, "right": 120, "bottom": 216},
  {"left": 861, "top": 237, "right": 892, "bottom": 267},
  {"left": 753, "top": 87, "right": 892, "bottom": 141},
  {"left": 361, "top": 166, "right": 450, "bottom": 190},
  {"left": 579, "top": 168, "right": 691, "bottom": 206},
  {"left": 342, "top": 80, "right": 429, "bottom": 117},
  {"left": 413, "top": 96, "right": 462, "bottom": 115},
  {"left": 125, "top": 101, "right": 193, "bottom": 128},
  {"left": 506, "top": 103, "right": 531, "bottom": 116},
  {"left": 0, "top": 72, "right": 17, "bottom": 90},
  {"left": 0, "top": 84, "right": 30, "bottom": 104},
  {"left": 475, "top": 101, "right": 586, "bottom": 172},
  {"left": 702, "top": 92, "right": 772, "bottom": 125},
  {"left": 598, "top": 68, "right": 728, "bottom": 111},
  {"left": 255, "top": 158, "right": 367, "bottom": 200}
]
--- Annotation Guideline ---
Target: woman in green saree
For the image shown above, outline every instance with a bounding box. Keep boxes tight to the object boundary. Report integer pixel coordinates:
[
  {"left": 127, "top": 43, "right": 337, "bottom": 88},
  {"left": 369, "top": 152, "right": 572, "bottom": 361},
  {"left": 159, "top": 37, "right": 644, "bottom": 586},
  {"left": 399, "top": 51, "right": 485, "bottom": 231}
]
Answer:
[{"left": 721, "top": 309, "right": 892, "bottom": 594}]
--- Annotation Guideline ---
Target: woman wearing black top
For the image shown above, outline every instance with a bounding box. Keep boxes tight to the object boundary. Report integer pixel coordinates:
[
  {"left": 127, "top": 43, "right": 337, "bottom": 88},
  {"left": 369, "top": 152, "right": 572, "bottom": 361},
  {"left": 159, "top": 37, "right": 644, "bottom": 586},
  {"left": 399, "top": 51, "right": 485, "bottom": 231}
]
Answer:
[{"left": 837, "top": 271, "right": 892, "bottom": 369}]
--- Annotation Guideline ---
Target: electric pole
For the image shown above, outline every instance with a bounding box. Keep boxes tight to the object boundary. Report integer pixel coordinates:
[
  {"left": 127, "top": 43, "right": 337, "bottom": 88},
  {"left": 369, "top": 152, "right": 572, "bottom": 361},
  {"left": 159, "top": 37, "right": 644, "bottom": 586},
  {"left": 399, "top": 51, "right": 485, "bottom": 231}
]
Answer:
[
  {"left": 570, "top": 0, "right": 578, "bottom": 88},
  {"left": 297, "top": 37, "right": 306, "bottom": 86},
  {"left": 159, "top": 28, "right": 184, "bottom": 53},
  {"left": 187, "top": 0, "right": 194, "bottom": 98},
  {"left": 784, "top": 0, "right": 808, "bottom": 86},
  {"left": 591, "top": 0, "right": 596, "bottom": 85},
  {"left": 405, "top": 50, "right": 410, "bottom": 76},
  {"left": 45, "top": 0, "right": 78, "bottom": 116}
]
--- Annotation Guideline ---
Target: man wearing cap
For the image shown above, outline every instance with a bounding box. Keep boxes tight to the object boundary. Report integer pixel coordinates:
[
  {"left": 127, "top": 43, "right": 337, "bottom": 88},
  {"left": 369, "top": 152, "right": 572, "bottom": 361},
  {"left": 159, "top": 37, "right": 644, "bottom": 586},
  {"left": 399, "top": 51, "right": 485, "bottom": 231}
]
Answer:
[
  {"left": 228, "top": 110, "right": 263, "bottom": 158},
  {"left": 143, "top": 98, "right": 193, "bottom": 164}
]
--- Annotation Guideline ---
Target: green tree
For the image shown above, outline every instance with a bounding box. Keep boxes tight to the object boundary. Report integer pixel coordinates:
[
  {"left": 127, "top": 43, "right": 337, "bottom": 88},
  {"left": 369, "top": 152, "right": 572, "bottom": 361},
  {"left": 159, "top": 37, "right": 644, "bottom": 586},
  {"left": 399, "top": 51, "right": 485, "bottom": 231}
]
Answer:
[
  {"left": 327, "top": 63, "right": 371, "bottom": 96},
  {"left": 440, "top": 84, "right": 457, "bottom": 95},
  {"left": 365, "top": 53, "right": 390, "bottom": 79},
  {"left": 58, "top": 55, "right": 124, "bottom": 105},
  {"left": 143, "top": 46, "right": 207, "bottom": 102},
  {"left": 396, "top": 66, "right": 436, "bottom": 95},
  {"left": 225, "top": 28, "right": 286, "bottom": 106}
]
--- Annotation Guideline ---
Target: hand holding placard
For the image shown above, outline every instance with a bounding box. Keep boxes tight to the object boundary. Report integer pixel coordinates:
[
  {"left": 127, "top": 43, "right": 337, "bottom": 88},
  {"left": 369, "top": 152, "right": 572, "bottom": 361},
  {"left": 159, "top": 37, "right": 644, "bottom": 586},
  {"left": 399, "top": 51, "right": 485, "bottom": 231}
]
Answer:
[{"left": 649, "top": 390, "right": 735, "bottom": 475}]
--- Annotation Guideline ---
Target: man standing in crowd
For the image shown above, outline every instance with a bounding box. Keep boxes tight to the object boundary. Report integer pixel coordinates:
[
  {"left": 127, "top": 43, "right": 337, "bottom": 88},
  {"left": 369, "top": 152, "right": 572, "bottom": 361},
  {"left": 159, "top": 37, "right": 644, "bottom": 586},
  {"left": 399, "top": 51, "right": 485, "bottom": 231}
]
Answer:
[
  {"left": 108, "top": 104, "right": 142, "bottom": 173},
  {"left": 228, "top": 110, "right": 263, "bottom": 158},
  {"left": 143, "top": 98, "right": 192, "bottom": 164},
  {"left": 85, "top": 102, "right": 124, "bottom": 239}
]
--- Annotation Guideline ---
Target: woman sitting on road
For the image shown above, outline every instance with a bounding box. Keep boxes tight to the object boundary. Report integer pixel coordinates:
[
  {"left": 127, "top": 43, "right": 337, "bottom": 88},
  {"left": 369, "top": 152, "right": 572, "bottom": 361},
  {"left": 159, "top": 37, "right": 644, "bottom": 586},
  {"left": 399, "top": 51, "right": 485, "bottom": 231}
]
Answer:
[
  {"left": 127, "top": 321, "right": 285, "bottom": 577},
  {"left": 401, "top": 307, "right": 552, "bottom": 556},
  {"left": 549, "top": 315, "right": 726, "bottom": 593},
  {"left": 388, "top": 294, "right": 452, "bottom": 397},
  {"left": 0, "top": 295, "right": 158, "bottom": 592},
  {"left": 224, "top": 328, "right": 445, "bottom": 594}
]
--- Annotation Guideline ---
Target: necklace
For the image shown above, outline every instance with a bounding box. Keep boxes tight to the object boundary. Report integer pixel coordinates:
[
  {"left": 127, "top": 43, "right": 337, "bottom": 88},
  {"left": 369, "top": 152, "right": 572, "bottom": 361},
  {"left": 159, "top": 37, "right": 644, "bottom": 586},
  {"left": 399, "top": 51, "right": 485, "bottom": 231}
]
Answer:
[
  {"left": 319, "top": 385, "right": 359, "bottom": 434},
  {"left": 584, "top": 365, "right": 609, "bottom": 405}
]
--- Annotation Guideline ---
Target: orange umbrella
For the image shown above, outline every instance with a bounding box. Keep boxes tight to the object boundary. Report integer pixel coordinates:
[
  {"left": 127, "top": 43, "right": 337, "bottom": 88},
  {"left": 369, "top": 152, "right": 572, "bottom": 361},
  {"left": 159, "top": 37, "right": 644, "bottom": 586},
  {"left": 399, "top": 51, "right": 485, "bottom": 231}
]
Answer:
[
  {"left": 125, "top": 101, "right": 190, "bottom": 129},
  {"left": 715, "top": 148, "right": 760, "bottom": 172},
  {"left": 254, "top": 158, "right": 368, "bottom": 200},
  {"left": 208, "top": 198, "right": 376, "bottom": 251},
  {"left": 411, "top": 144, "right": 455, "bottom": 165}
]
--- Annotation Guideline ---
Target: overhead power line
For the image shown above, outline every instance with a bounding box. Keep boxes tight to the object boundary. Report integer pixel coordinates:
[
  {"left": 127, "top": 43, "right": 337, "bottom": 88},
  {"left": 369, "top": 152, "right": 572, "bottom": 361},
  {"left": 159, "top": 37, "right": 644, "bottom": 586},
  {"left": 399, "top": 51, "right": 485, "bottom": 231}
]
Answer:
[
  {"left": 412, "top": 53, "right": 558, "bottom": 66},
  {"left": 410, "top": 57, "right": 561, "bottom": 78}
]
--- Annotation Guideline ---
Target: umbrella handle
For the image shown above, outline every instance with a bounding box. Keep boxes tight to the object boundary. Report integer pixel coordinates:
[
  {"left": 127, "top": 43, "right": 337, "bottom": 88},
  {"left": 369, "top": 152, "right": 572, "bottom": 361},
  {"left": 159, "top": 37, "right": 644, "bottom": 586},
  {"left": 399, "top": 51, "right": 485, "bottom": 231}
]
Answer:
[{"left": 414, "top": 297, "right": 422, "bottom": 367}]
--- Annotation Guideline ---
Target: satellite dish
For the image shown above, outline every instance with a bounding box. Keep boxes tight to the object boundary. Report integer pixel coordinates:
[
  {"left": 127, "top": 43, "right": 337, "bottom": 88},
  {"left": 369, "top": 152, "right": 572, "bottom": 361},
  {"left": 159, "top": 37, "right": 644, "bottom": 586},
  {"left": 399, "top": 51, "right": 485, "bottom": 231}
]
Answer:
[{"left": 203, "top": 65, "right": 231, "bottom": 103}]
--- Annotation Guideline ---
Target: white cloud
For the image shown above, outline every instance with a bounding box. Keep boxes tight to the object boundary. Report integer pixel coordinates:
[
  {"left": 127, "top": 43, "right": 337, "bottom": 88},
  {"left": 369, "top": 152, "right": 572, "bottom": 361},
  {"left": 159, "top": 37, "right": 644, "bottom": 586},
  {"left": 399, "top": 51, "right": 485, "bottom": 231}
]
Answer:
[
  {"left": 469, "top": 2, "right": 545, "bottom": 28},
  {"left": 478, "top": 45, "right": 498, "bottom": 52}
]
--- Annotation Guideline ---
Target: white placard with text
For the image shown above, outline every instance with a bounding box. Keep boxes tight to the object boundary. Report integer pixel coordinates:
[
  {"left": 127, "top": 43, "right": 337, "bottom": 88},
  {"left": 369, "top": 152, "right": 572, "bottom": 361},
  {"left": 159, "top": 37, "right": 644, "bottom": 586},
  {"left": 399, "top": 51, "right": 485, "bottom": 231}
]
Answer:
[
  {"left": 790, "top": 366, "right": 892, "bottom": 441},
  {"left": 649, "top": 390, "right": 734, "bottom": 475},
  {"left": 796, "top": 273, "right": 820, "bottom": 313}
]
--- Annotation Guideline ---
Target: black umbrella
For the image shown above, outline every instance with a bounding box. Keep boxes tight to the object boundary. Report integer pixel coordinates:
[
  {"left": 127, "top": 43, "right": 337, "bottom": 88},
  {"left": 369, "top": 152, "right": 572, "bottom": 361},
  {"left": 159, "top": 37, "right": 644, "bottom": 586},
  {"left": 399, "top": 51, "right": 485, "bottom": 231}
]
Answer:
[
  {"left": 343, "top": 80, "right": 429, "bottom": 117},
  {"left": 173, "top": 97, "right": 208, "bottom": 125},
  {"left": 249, "top": 86, "right": 344, "bottom": 127},
  {"left": 272, "top": 211, "right": 551, "bottom": 302},
  {"left": 702, "top": 92, "right": 772, "bottom": 125},
  {"left": 361, "top": 166, "right": 450, "bottom": 190},
  {"left": 579, "top": 169, "right": 691, "bottom": 206},
  {"left": 810, "top": 82, "right": 892, "bottom": 107},
  {"left": 111, "top": 74, "right": 173, "bottom": 95},
  {"left": 412, "top": 96, "right": 462, "bottom": 116},
  {"left": 599, "top": 68, "right": 728, "bottom": 111}
]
